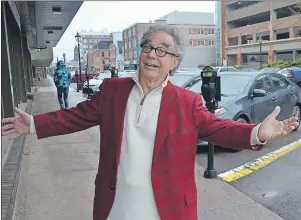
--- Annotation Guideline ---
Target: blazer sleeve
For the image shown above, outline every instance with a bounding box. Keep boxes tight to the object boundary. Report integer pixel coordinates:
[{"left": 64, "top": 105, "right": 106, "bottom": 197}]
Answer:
[
  {"left": 33, "top": 80, "right": 106, "bottom": 139},
  {"left": 193, "top": 94, "right": 261, "bottom": 150}
]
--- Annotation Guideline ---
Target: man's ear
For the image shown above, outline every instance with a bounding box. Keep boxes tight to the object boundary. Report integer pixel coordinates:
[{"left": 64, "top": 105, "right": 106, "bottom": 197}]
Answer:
[{"left": 173, "top": 57, "right": 180, "bottom": 69}]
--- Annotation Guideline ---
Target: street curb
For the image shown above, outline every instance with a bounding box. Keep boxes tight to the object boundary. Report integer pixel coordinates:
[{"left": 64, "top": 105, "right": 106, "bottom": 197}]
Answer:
[{"left": 1, "top": 96, "right": 35, "bottom": 220}]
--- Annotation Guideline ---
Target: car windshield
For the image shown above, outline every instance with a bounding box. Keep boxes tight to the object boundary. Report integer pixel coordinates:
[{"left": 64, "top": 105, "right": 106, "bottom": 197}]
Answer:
[
  {"left": 220, "top": 75, "right": 252, "bottom": 95},
  {"left": 96, "top": 73, "right": 111, "bottom": 80},
  {"left": 169, "top": 73, "right": 196, "bottom": 87},
  {"left": 260, "top": 68, "right": 281, "bottom": 73},
  {"left": 120, "top": 72, "right": 134, "bottom": 78},
  {"left": 187, "top": 74, "right": 252, "bottom": 96}
]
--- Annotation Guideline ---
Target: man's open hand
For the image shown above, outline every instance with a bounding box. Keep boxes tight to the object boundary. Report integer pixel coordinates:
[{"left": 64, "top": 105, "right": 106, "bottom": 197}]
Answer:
[
  {"left": 258, "top": 106, "right": 299, "bottom": 141},
  {"left": 1, "top": 107, "right": 31, "bottom": 139}
]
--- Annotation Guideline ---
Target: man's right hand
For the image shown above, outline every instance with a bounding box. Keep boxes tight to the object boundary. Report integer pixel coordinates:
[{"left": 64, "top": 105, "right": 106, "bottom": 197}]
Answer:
[{"left": 1, "top": 107, "right": 31, "bottom": 139}]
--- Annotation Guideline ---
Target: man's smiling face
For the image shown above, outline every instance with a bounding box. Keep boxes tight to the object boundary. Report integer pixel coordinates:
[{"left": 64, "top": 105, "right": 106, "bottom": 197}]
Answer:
[{"left": 139, "top": 32, "right": 179, "bottom": 81}]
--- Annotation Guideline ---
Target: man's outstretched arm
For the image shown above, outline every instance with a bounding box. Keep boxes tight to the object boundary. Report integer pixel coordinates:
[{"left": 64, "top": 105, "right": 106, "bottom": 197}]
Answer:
[
  {"left": 32, "top": 81, "right": 106, "bottom": 139},
  {"left": 193, "top": 94, "right": 264, "bottom": 151}
]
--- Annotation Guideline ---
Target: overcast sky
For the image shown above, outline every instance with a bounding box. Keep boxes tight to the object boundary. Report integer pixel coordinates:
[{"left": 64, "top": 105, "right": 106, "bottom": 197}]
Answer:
[{"left": 53, "top": 1, "right": 215, "bottom": 61}]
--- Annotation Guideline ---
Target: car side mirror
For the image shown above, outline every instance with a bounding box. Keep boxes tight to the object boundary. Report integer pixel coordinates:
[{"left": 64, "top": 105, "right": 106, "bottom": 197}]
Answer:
[{"left": 251, "top": 89, "right": 267, "bottom": 98}]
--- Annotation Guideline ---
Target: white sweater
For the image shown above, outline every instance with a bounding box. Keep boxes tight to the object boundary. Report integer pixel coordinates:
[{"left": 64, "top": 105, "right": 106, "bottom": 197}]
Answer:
[
  {"left": 107, "top": 72, "right": 167, "bottom": 220},
  {"left": 29, "top": 72, "right": 264, "bottom": 220}
]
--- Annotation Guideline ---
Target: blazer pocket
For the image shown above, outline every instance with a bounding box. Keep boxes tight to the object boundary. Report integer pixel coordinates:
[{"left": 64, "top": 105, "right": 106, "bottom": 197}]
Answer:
[{"left": 184, "top": 188, "right": 198, "bottom": 207}]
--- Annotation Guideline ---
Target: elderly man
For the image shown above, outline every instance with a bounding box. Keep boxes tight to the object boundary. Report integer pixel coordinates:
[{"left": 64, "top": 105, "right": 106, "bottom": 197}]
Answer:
[{"left": 1, "top": 25, "right": 299, "bottom": 220}]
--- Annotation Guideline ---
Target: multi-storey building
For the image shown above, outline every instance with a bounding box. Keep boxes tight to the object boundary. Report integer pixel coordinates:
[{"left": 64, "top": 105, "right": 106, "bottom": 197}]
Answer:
[
  {"left": 73, "top": 45, "right": 79, "bottom": 61},
  {"left": 78, "top": 31, "right": 112, "bottom": 60},
  {"left": 220, "top": 0, "right": 301, "bottom": 67},
  {"left": 123, "top": 11, "right": 216, "bottom": 70},
  {"left": 88, "top": 39, "right": 113, "bottom": 71},
  {"left": 215, "top": 1, "right": 222, "bottom": 66},
  {"left": 111, "top": 32, "right": 124, "bottom": 70}
]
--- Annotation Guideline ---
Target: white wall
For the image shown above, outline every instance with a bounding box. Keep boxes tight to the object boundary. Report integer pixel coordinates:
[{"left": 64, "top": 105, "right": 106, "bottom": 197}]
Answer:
[{"left": 180, "top": 47, "right": 216, "bottom": 68}]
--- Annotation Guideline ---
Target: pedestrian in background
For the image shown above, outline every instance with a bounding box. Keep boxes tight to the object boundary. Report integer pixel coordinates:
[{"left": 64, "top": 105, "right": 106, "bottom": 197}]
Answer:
[
  {"left": 110, "top": 66, "right": 119, "bottom": 78},
  {"left": 53, "top": 60, "right": 71, "bottom": 109}
]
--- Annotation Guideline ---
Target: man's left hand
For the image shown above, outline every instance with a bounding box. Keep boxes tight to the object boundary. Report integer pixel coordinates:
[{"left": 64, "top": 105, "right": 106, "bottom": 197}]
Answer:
[{"left": 258, "top": 106, "right": 299, "bottom": 142}]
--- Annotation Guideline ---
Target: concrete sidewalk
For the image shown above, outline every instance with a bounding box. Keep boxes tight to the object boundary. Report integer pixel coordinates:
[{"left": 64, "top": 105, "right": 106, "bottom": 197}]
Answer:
[{"left": 13, "top": 78, "right": 283, "bottom": 220}]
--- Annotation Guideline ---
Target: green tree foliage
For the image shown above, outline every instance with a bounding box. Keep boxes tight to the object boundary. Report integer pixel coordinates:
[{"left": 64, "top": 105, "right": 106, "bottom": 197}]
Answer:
[{"left": 262, "top": 58, "right": 301, "bottom": 69}]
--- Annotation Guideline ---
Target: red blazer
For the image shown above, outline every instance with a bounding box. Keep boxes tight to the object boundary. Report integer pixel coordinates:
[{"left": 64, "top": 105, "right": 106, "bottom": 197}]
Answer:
[{"left": 33, "top": 78, "right": 260, "bottom": 220}]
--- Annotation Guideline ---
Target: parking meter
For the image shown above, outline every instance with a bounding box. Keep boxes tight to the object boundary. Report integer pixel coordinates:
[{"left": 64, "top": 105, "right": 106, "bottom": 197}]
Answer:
[
  {"left": 200, "top": 66, "right": 221, "bottom": 179},
  {"left": 201, "top": 66, "right": 221, "bottom": 112}
]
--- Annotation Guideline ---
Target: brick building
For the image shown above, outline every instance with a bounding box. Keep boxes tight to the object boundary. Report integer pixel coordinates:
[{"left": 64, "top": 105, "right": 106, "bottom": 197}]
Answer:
[
  {"left": 85, "top": 32, "right": 123, "bottom": 72},
  {"left": 78, "top": 31, "right": 112, "bottom": 61},
  {"left": 220, "top": 0, "right": 301, "bottom": 67},
  {"left": 122, "top": 11, "right": 216, "bottom": 70},
  {"left": 88, "top": 39, "right": 113, "bottom": 71}
]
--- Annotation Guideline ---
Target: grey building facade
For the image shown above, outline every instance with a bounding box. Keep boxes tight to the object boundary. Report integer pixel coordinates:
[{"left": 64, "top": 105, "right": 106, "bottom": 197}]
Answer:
[{"left": 220, "top": 0, "right": 301, "bottom": 67}]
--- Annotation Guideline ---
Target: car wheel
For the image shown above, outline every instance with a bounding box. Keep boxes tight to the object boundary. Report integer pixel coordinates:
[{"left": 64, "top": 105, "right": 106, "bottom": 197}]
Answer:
[
  {"left": 292, "top": 105, "right": 300, "bottom": 131},
  {"left": 236, "top": 117, "right": 248, "bottom": 124}
]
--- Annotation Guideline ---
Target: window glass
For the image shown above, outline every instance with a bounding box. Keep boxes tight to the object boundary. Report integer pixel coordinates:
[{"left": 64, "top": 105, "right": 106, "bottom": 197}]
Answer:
[
  {"left": 270, "top": 74, "right": 290, "bottom": 90},
  {"left": 253, "top": 74, "right": 272, "bottom": 93},
  {"left": 187, "top": 79, "right": 202, "bottom": 94},
  {"left": 169, "top": 74, "right": 194, "bottom": 87},
  {"left": 220, "top": 75, "right": 252, "bottom": 95},
  {"left": 228, "top": 67, "right": 237, "bottom": 71}
]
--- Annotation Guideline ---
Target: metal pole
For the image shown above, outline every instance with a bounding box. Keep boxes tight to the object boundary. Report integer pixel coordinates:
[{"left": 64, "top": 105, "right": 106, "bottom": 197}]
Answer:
[
  {"left": 76, "top": 70, "right": 79, "bottom": 92},
  {"left": 203, "top": 104, "right": 217, "bottom": 179},
  {"left": 86, "top": 53, "right": 90, "bottom": 99},
  {"left": 77, "top": 42, "right": 82, "bottom": 82},
  {"left": 259, "top": 42, "right": 262, "bottom": 69}
]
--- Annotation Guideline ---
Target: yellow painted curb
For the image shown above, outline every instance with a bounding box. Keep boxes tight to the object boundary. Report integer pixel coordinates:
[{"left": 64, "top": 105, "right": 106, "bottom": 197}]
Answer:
[{"left": 218, "top": 139, "right": 301, "bottom": 183}]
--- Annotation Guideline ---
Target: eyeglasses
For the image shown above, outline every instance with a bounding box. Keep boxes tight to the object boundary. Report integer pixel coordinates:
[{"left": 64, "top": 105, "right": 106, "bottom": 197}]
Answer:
[{"left": 140, "top": 43, "right": 179, "bottom": 58}]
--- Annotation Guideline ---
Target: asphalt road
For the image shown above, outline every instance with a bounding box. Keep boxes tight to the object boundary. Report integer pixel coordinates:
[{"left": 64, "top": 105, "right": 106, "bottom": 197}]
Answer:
[{"left": 196, "top": 128, "right": 301, "bottom": 220}]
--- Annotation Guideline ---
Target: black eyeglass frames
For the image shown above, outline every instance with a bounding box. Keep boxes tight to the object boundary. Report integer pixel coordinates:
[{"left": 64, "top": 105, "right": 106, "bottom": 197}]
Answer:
[{"left": 140, "top": 43, "right": 179, "bottom": 58}]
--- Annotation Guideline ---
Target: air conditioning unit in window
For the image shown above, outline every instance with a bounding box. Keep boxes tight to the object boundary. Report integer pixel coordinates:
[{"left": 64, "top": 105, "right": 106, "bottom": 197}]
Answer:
[{"left": 247, "top": 40, "right": 253, "bottom": 44}]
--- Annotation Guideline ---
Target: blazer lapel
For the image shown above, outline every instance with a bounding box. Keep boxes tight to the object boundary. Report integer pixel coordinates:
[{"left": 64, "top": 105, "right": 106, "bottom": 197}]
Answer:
[
  {"left": 112, "top": 78, "right": 135, "bottom": 166},
  {"left": 152, "top": 81, "right": 179, "bottom": 164}
]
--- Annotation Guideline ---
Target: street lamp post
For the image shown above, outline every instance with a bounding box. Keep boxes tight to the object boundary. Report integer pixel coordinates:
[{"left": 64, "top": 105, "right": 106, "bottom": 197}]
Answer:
[
  {"left": 85, "top": 51, "right": 91, "bottom": 99},
  {"left": 258, "top": 36, "right": 263, "bottom": 69},
  {"left": 75, "top": 32, "right": 82, "bottom": 82}
]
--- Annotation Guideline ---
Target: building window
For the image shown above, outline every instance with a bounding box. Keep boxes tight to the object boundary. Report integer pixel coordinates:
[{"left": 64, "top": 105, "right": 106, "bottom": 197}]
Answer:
[
  {"left": 208, "top": 29, "right": 215, "bottom": 35},
  {"left": 102, "top": 52, "right": 104, "bottom": 57},
  {"left": 189, "top": 40, "right": 193, "bottom": 46},
  {"left": 197, "top": 29, "right": 204, "bottom": 34},
  {"left": 208, "top": 40, "right": 215, "bottom": 46},
  {"left": 102, "top": 60, "right": 105, "bottom": 65},
  {"left": 188, "top": 29, "right": 192, "bottom": 34},
  {"left": 197, "top": 40, "right": 204, "bottom": 46}
]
